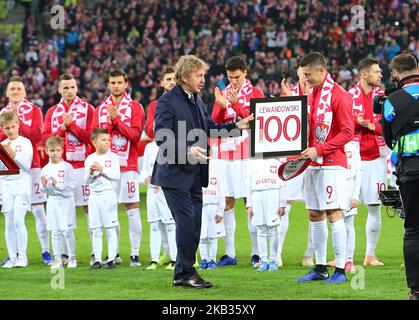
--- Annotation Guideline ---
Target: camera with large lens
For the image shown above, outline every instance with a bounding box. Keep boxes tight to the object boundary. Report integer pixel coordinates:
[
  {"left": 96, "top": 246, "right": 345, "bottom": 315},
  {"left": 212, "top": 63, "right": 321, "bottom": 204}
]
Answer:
[
  {"left": 374, "top": 75, "right": 419, "bottom": 115},
  {"left": 373, "top": 87, "right": 399, "bottom": 115},
  {"left": 373, "top": 94, "right": 389, "bottom": 115},
  {"left": 379, "top": 190, "right": 405, "bottom": 219}
]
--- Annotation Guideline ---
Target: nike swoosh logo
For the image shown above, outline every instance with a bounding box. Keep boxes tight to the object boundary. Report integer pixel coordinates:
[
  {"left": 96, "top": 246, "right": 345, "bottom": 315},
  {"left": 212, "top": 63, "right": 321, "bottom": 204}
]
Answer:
[
  {"left": 217, "top": 231, "right": 222, "bottom": 234},
  {"left": 272, "top": 218, "right": 278, "bottom": 223},
  {"left": 326, "top": 201, "right": 334, "bottom": 205},
  {"left": 128, "top": 195, "right": 135, "bottom": 198},
  {"left": 112, "top": 220, "right": 117, "bottom": 224},
  {"left": 68, "top": 224, "right": 73, "bottom": 227}
]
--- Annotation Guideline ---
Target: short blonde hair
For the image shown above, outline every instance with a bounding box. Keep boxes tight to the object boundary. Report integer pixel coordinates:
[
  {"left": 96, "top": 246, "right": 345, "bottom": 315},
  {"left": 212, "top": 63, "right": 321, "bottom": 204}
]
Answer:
[
  {"left": 0, "top": 111, "right": 18, "bottom": 127},
  {"left": 45, "top": 136, "right": 64, "bottom": 150},
  {"left": 91, "top": 127, "right": 109, "bottom": 141},
  {"left": 175, "top": 55, "right": 208, "bottom": 84}
]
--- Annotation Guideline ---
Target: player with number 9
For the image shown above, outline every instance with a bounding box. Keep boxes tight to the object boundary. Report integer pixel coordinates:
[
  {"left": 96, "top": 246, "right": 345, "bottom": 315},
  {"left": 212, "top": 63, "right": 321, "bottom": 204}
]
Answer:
[{"left": 295, "top": 53, "right": 354, "bottom": 284}]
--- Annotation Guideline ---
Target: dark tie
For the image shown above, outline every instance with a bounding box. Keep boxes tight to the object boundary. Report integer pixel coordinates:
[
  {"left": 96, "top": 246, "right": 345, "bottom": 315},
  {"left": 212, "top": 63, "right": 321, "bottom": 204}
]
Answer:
[
  {"left": 188, "top": 95, "right": 203, "bottom": 128},
  {"left": 189, "top": 95, "right": 196, "bottom": 105}
]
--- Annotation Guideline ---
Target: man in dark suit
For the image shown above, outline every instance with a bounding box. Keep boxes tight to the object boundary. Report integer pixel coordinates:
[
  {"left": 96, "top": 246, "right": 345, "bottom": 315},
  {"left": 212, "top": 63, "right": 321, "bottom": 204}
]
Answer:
[{"left": 152, "top": 55, "right": 253, "bottom": 288}]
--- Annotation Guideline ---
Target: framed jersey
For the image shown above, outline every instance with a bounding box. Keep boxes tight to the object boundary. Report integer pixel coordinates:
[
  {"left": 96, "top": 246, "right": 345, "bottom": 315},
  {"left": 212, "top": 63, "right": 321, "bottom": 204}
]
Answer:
[
  {"left": 250, "top": 96, "right": 308, "bottom": 158},
  {"left": 0, "top": 144, "right": 20, "bottom": 175}
]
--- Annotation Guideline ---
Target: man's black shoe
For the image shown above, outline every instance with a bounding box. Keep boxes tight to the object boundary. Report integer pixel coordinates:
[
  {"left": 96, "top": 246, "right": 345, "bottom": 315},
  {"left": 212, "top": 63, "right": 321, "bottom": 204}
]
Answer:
[
  {"left": 174, "top": 274, "right": 213, "bottom": 289},
  {"left": 90, "top": 261, "right": 102, "bottom": 269},
  {"left": 409, "top": 290, "right": 419, "bottom": 300},
  {"left": 173, "top": 279, "right": 184, "bottom": 287},
  {"left": 106, "top": 260, "right": 116, "bottom": 269}
]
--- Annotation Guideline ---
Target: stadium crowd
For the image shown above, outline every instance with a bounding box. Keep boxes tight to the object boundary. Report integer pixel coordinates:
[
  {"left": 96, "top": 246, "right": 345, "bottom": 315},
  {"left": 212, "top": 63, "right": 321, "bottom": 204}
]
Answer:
[{"left": 0, "top": 0, "right": 417, "bottom": 113}]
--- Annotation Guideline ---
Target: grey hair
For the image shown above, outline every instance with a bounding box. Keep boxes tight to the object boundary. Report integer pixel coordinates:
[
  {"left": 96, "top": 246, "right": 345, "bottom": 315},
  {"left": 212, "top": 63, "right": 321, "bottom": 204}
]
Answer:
[{"left": 175, "top": 55, "right": 208, "bottom": 84}]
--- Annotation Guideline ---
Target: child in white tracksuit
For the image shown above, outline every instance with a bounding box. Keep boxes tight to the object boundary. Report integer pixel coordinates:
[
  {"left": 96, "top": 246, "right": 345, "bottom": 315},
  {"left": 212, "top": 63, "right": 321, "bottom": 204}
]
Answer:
[
  {"left": 342, "top": 140, "right": 362, "bottom": 271},
  {"left": 140, "top": 140, "right": 177, "bottom": 270},
  {"left": 325, "top": 141, "right": 362, "bottom": 271},
  {"left": 0, "top": 111, "right": 33, "bottom": 268},
  {"left": 84, "top": 128, "right": 120, "bottom": 269},
  {"left": 275, "top": 157, "right": 299, "bottom": 267},
  {"left": 41, "top": 136, "right": 77, "bottom": 269},
  {"left": 199, "top": 160, "right": 225, "bottom": 270},
  {"left": 246, "top": 158, "right": 286, "bottom": 272}
]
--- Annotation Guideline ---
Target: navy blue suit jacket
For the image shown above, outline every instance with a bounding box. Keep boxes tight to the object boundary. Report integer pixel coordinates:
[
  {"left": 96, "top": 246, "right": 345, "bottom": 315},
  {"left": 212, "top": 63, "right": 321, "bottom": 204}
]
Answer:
[{"left": 151, "top": 85, "right": 238, "bottom": 189}]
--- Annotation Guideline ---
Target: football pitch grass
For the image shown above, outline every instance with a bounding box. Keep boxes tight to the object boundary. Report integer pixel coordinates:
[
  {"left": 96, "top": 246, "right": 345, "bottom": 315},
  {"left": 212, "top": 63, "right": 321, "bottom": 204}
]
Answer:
[{"left": 0, "top": 187, "right": 408, "bottom": 300}]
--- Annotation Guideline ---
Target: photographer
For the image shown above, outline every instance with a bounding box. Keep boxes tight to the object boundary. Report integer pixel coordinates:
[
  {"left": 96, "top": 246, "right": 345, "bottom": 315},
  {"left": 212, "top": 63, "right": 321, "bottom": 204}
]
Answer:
[{"left": 381, "top": 54, "right": 419, "bottom": 300}]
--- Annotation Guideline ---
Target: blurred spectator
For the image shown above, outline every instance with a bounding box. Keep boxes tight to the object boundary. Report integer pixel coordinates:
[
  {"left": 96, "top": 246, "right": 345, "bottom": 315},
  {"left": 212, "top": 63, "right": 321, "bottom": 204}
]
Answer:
[
  {"left": 386, "top": 39, "right": 402, "bottom": 60},
  {"left": 25, "top": 45, "right": 38, "bottom": 64}
]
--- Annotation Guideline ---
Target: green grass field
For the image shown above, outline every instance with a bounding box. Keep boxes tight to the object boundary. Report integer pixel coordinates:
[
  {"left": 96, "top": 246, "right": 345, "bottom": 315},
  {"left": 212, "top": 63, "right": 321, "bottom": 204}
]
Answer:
[{"left": 0, "top": 186, "right": 408, "bottom": 300}]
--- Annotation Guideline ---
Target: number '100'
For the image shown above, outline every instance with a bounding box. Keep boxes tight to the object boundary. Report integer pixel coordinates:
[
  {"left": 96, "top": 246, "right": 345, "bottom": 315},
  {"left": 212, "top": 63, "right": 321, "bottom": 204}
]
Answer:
[{"left": 257, "top": 115, "right": 301, "bottom": 142}]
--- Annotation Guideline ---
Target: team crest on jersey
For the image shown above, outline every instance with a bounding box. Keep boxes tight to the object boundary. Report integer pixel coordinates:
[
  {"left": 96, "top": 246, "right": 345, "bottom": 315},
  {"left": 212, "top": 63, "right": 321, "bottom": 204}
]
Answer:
[
  {"left": 210, "top": 177, "right": 217, "bottom": 185},
  {"left": 58, "top": 170, "right": 65, "bottom": 177},
  {"left": 112, "top": 134, "right": 127, "bottom": 151},
  {"left": 105, "top": 161, "right": 111, "bottom": 168},
  {"left": 315, "top": 125, "right": 329, "bottom": 144},
  {"left": 270, "top": 166, "right": 277, "bottom": 173},
  {"left": 67, "top": 132, "right": 80, "bottom": 146},
  {"left": 15, "top": 145, "right": 22, "bottom": 152}
]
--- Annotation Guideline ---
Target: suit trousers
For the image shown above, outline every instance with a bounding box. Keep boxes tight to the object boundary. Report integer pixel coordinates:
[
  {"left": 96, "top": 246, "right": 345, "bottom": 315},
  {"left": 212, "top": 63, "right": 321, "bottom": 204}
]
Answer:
[
  {"left": 163, "top": 173, "right": 203, "bottom": 281},
  {"left": 399, "top": 179, "right": 419, "bottom": 290}
]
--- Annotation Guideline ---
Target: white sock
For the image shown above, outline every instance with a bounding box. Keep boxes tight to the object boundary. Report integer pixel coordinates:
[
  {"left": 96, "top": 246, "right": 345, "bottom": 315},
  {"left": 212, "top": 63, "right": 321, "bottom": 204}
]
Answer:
[
  {"left": 149, "top": 221, "right": 162, "bottom": 262},
  {"left": 106, "top": 227, "right": 117, "bottom": 262},
  {"left": 257, "top": 225, "right": 268, "bottom": 262},
  {"left": 199, "top": 238, "right": 209, "bottom": 261},
  {"left": 344, "top": 215, "right": 355, "bottom": 261},
  {"left": 248, "top": 216, "right": 259, "bottom": 256},
  {"left": 63, "top": 229, "right": 76, "bottom": 259},
  {"left": 304, "top": 221, "right": 315, "bottom": 257},
  {"left": 115, "top": 224, "right": 120, "bottom": 254},
  {"left": 14, "top": 206, "right": 28, "bottom": 257},
  {"left": 311, "top": 220, "right": 328, "bottom": 266},
  {"left": 208, "top": 238, "right": 218, "bottom": 261},
  {"left": 161, "top": 223, "right": 170, "bottom": 256},
  {"left": 127, "top": 208, "right": 142, "bottom": 257},
  {"left": 223, "top": 209, "right": 236, "bottom": 258},
  {"left": 51, "top": 230, "right": 62, "bottom": 261},
  {"left": 331, "top": 219, "right": 347, "bottom": 269},
  {"left": 4, "top": 210, "right": 18, "bottom": 260},
  {"left": 165, "top": 223, "right": 177, "bottom": 261},
  {"left": 267, "top": 225, "right": 278, "bottom": 261},
  {"left": 92, "top": 228, "right": 103, "bottom": 262},
  {"left": 366, "top": 205, "right": 382, "bottom": 257},
  {"left": 31, "top": 204, "right": 49, "bottom": 252},
  {"left": 277, "top": 205, "right": 290, "bottom": 260},
  {"left": 86, "top": 216, "right": 93, "bottom": 255}
]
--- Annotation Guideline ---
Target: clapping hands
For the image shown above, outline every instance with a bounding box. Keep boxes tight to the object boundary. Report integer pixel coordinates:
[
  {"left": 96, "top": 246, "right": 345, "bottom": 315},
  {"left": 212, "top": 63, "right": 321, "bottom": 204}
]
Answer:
[{"left": 214, "top": 86, "right": 240, "bottom": 108}]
